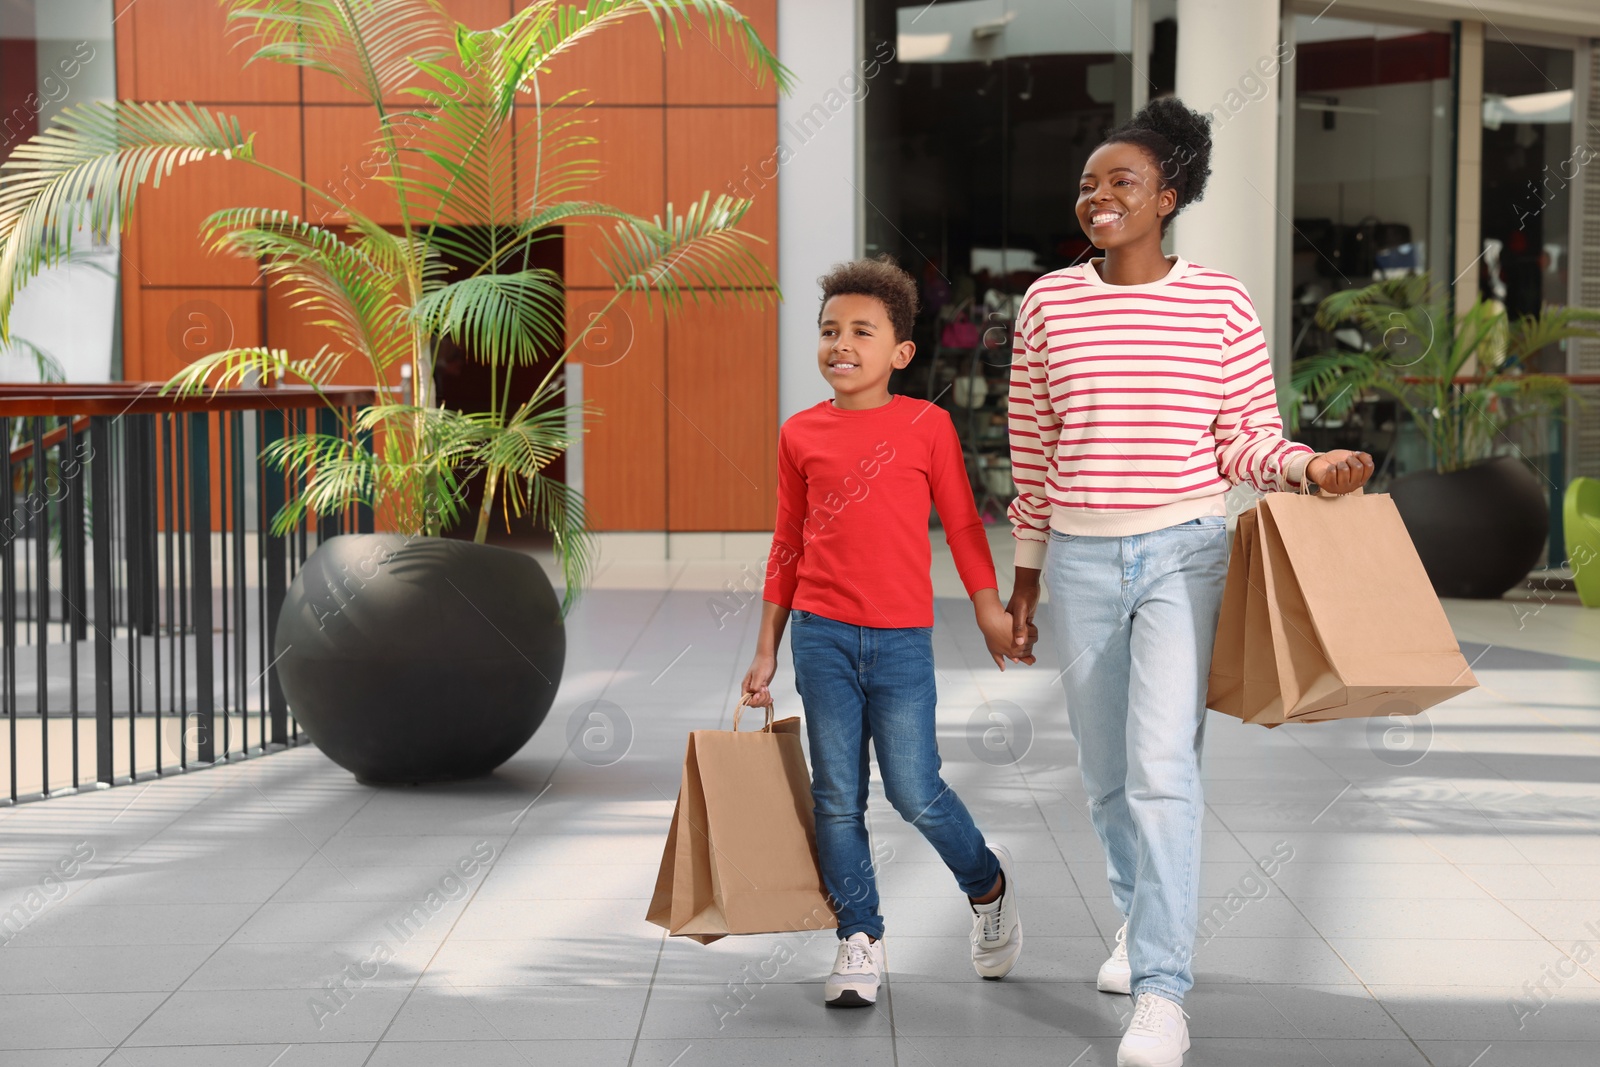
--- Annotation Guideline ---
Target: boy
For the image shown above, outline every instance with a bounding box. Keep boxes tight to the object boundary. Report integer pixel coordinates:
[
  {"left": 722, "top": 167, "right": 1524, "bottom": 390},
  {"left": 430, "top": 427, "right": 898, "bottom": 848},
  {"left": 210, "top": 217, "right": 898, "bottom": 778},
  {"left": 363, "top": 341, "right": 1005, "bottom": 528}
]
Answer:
[{"left": 741, "top": 255, "right": 1029, "bottom": 1008}]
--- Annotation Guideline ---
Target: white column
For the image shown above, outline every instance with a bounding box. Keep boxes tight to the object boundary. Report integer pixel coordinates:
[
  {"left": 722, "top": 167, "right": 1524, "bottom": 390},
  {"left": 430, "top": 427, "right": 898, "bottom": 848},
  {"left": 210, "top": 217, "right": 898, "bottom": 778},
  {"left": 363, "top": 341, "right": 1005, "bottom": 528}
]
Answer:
[
  {"left": 1173, "top": 0, "right": 1284, "bottom": 383},
  {"left": 776, "top": 0, "right": 862, "bottom": 423}
]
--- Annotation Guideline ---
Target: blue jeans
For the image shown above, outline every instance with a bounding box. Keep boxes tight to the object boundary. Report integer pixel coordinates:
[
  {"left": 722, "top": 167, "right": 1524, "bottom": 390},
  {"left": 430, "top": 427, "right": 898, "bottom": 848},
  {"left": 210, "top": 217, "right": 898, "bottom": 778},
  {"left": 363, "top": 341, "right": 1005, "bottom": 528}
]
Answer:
[
  {"left": 1042, "top": 516, "right": 1230, "bottom": 1004},
  {"left": 789, "top": 608, "right": 1001, "bottom": 941}
]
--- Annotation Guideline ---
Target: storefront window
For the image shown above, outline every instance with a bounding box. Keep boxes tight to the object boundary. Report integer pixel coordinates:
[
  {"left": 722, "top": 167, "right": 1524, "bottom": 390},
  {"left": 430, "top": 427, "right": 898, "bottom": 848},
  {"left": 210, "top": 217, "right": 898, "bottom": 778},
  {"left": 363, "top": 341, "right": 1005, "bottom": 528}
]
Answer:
[
  {"left": 1287, "top": 14, "right": 1455, "bottom": 473},
  {"left": 862, "top": 0, "right": 1155, "bottom": 518},
  {"left": 0, "top": 0, "right": 118, "bottom": 383},
  {"left": 1480, "top": 38, "right": 1575, "bottom": 358}
]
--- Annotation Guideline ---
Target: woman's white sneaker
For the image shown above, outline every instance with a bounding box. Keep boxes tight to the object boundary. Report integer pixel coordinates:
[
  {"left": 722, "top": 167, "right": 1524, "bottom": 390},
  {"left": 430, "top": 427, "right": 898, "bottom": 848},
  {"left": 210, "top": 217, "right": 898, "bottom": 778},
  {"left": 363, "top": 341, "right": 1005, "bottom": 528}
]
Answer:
[
  {"left": 969, "top": 842, "right": 1023, "bottom": 979},
  {"left": 824, "top": 932, "right": 884, "bottom": 1008},
  {"left": 1117, "top": 992, "right": 1190, "bottom": 1067},
  {"left": 1098, "top": 921, "right": 1132, "bottom": 994}
]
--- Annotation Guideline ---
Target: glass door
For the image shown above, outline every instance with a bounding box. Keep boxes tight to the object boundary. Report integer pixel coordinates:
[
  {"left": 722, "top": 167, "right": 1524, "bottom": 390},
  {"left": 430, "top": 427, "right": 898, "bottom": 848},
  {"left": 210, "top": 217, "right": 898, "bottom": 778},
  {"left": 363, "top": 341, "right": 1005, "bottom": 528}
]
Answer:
[{"left": 862, "top": 0, "right": 1147, "bottom": 520}]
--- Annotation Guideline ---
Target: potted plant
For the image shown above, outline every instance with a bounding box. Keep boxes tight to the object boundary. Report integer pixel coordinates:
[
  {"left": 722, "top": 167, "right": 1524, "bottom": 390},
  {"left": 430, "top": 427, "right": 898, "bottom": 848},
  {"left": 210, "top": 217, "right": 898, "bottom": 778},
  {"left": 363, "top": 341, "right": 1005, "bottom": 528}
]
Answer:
[
  {"left": 1292, "top": 274, "right": 1599, "bottom": 599},
  {"left": 0, "top": 0, "right": 789, "bottom": 782}
]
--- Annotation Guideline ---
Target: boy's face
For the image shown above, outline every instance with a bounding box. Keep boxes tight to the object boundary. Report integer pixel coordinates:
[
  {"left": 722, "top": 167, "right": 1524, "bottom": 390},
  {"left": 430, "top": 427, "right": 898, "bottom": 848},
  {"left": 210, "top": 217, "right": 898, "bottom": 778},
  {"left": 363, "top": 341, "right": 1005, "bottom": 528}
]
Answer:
[{"left": 817, "top": 294, "right": 914, "bottom": 399}]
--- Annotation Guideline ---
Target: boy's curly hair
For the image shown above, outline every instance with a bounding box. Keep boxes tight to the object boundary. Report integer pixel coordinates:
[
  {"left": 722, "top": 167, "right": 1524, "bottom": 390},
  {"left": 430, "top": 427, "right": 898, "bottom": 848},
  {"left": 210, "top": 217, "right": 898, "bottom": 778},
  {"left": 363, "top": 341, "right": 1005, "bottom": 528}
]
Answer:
[{"left": 817, "top": 254, "right": 919, "bottom": 344}]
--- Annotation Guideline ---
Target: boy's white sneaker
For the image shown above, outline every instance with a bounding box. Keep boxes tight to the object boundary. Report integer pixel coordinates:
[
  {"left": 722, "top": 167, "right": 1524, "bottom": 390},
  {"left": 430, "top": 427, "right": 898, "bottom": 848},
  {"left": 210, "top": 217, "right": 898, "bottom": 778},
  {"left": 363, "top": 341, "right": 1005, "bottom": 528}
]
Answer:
[
  {"left": 824, "top": 932, "right": 884, "bottom": 1008},
  {"left": 969, "top": 842, "right": 1022, "bottom": 979},
  {"left": 1098, "top": 921, "right": 1132, "bottom": 994},
  {"left": 1117, "top": 992, "right": 1190, "bottom": 1067}
]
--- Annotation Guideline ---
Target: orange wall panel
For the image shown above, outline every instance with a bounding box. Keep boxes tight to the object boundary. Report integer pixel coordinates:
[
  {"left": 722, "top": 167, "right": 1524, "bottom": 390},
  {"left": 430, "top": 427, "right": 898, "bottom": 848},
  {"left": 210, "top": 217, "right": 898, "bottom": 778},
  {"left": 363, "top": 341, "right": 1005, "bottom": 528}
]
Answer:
[
  {"left": 132, "top": 288, "right": 264, "bottom": 386},
  {"left": 666, "top": 107, "right": 778, "bottom": 280},
  {"left": 301, "top": 0, "right": 515, "bottom": 104},
  {"left": 532, "top": 9, "right": 666, "bottom": 107},
  {"left": 519, "top": 106, "right": 665, "bottom": 289},
  {"left": 124, "top": 0, "right": 299, "bottom": 104},
  {"left": 304, "top": 105, "right": 514, "bottom": 229},
  {"left": 571, "top": 290, "right": 666, "bottom": 530},
  {"left": 664, "top": 297, "right": 776, "bottom": 531},
  {"left": 129, "top": 105, "right": 303, "bottom": 288},
  {"left": 665, "top": 0, "right": 778, "bottom": 106}
]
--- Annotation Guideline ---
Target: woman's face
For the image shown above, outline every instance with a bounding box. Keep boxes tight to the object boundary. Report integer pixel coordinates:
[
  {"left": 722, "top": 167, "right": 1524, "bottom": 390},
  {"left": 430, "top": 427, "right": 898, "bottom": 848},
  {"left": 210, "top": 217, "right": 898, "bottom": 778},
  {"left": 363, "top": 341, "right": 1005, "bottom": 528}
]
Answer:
[{"left": 1076, "top": 140, "right": 1176, "bottom": 251}]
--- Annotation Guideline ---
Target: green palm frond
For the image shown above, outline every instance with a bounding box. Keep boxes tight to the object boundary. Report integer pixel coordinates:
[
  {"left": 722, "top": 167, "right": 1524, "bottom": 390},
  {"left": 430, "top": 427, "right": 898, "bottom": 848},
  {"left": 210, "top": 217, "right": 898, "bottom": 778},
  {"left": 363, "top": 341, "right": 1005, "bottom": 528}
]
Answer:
[
  {"left": 1507, "top": 304, "right": 1600, "bottom": 364},
  {"left": 508, "top": 0, "right": 794, "bottom": 95},
  {"left": 205, "top": 209, "right": 411, "bottom": 379},
  {"left": 159, "top": 345, "right": 350, "bottom": 400},
  {"left": 0, "top": 101, "right": 253, "bottom": 339},
  {"left": 411, "top": 269, "right": 566, "bottom": 367},
  {"left": 222, "top": 0, "right": 452, "bottom": 107},
  {"left": 600, "top": 192, "right": 776, "bottom": 314},
  {"left": 2, "top": 336, "right": 66, "bottom": 382}
]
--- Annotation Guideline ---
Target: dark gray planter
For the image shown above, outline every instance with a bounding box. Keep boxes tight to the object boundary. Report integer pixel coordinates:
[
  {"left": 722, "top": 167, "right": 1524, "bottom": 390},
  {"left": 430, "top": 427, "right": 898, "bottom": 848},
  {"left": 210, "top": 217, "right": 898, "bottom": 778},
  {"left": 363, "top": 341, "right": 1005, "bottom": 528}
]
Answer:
[
  {"left": 274, "top": 534, "right": 565, "bottom": 784},
  {"left": 1389, "top": 456, "right": 1548, "bottom": 600}
]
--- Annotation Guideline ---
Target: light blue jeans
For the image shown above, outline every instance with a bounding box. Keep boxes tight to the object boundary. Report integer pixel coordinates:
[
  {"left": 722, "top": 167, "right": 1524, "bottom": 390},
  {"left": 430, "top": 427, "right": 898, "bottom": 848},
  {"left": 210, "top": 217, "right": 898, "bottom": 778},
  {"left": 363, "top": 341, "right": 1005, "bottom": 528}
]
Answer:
[
  {"left": 789, "top": 608, "right": 1001, "bottom": 941},
  {"left": 1042, "top": 516, "right": 1230, "bottom": 1004}
]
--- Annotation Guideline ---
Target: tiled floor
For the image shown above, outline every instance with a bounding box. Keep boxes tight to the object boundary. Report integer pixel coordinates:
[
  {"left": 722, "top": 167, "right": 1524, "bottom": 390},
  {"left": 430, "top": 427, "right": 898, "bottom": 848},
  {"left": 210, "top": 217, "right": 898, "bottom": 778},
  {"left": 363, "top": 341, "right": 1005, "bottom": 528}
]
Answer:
[{"left": 2, "top": 527, "right": 1598, "bottom": 1066}]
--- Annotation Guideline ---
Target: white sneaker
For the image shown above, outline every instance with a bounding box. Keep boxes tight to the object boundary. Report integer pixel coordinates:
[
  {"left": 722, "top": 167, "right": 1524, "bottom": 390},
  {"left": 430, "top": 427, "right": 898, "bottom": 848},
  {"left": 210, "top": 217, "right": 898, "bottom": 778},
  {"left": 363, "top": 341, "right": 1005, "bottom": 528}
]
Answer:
[
  {"left": 1118, "top": 992, "right": 1190, "bottom": 1067},
  {"left": 1098, "top": 921, "right": 1131, "bottom": 994},
  {"left": 824, "top": 932, "right": 884, "bottom": 1008},
  {"left": 969, "top": 842, "right": 1023, "bottom": 979}
]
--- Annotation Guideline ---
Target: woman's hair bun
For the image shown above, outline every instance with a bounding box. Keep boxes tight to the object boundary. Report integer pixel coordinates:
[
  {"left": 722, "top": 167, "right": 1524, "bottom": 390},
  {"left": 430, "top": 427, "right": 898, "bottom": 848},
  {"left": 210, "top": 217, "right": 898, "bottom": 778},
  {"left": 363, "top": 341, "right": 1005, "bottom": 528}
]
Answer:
[{"left": 1103, "top": 97, "right": 1214, "bottom": 232}]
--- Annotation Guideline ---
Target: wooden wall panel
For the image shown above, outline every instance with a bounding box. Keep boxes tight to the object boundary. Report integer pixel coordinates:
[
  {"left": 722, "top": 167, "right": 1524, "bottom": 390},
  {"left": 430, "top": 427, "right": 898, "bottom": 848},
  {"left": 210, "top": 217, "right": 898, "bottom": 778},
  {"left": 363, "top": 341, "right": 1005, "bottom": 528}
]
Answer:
[
  {"left": 570, "top": 291, "right": 667, "bottom": 530},
  {"left": 520, "top": 106, "right": 665, "bottom": 288},
  {"left": 666, "top": 107, "right": 778, "bottom": 278},
  {"left": 132, "top": 288, "right": 263, "bottom": 385},
  {"left": 664, "top": 298, "right": 776, "bottom": 531},
  {"left": 665, "top": 0, "right": 778, "bottom": 106},
  {"left": 301, "top": 0, "right": 514, "bottom": 104},
  {"left": 304, "top": 105, "right": 513, "bottom": 228},
  {"left": 130, "top": 105, "right": 303, "bottom": 288},
  {"left": 533, "top": 10, "right": 666, "bottom": 107},
  {"left": 264, "top": 280, "right": 407, "bottom": 392},
  {"left": 125, "top": 0, "right": 298, "bottom": 103}
]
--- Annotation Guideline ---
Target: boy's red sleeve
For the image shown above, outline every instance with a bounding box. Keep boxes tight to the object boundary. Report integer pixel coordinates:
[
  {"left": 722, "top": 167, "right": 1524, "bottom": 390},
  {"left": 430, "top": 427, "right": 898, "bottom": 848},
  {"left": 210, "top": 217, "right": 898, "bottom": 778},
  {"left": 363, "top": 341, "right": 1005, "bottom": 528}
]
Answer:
[
  {"left": 762, "top": 426, "right": 806, "bottom": 607},
  {"left": 928, "top": 410, "right": 999, "bottom": 598}
]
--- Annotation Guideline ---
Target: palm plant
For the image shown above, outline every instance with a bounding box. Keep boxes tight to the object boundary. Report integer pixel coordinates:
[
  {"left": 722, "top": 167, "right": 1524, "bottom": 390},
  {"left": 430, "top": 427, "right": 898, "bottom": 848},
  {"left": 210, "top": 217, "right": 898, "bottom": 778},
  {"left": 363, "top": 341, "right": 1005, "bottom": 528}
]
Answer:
[
  {"left": 0, "top": 0, "right": 791, "bottom": 613},
  {"left": 1291, "top": 274, "right": 1600, "bottom": 474}
]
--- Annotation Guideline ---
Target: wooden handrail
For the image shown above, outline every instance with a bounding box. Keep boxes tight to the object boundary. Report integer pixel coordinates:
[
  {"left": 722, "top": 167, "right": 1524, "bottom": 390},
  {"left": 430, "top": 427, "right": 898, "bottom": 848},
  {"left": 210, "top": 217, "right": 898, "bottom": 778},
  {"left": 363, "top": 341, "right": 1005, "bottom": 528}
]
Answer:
[{"left": 0, "top": 383, "right": 378, "bottom": 417}]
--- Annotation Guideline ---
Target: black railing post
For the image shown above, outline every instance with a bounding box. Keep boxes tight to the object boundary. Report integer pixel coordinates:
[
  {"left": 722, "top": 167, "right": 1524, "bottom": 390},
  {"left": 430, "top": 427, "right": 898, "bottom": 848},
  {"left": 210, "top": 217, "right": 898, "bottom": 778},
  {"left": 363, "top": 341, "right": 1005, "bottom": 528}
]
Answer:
[
  {"left": 89, "top": 416, "right": 114, "bottom": 786},
  {"left": 32, "top": 417, "right": 49, "bottom": 793},
  {"left": 315, "top": 406, "right": 340, "bottom": 544},
  {"left": 3, "top": 416, "right": 16, "bottom": 803},
  {"left": 188, "top": 411, "right": 215, "bottom": 765},
  {"left": 261, "top": 408, "right": 288, "bottom": 745}
]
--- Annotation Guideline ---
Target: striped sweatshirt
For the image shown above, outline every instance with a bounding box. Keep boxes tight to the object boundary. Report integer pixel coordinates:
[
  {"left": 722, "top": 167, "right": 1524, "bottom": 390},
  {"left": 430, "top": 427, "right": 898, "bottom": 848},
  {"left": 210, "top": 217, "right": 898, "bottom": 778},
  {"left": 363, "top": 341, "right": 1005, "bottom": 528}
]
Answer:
[{"left": 1007, "top": 256, "right": 1316, "bottom": 568}]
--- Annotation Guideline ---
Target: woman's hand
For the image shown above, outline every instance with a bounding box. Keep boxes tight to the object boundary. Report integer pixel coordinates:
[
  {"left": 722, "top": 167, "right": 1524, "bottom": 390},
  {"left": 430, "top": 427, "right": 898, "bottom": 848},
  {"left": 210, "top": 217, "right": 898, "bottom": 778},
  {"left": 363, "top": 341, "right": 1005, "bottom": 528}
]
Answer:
[
  {"left": 1306, "top": 449, "right": 1374, "bottom": 495},
  {"left": 1004, "top": 568, "right": 1041, "bottom": 664},
  {"left": 742, "top": 652, "right": 777, "bottom": 707}
]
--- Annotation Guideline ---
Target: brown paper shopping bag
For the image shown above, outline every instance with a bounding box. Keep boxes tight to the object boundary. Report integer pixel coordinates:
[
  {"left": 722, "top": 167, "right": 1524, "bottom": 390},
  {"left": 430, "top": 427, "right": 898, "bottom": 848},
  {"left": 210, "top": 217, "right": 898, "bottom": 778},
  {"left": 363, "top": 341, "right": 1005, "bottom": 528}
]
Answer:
[
  {"left": 1207, "top": 488, "right": 1478, "bottom": 726},
  {"left": 646, "top": 697, "right": 836, "bottom": 943}
]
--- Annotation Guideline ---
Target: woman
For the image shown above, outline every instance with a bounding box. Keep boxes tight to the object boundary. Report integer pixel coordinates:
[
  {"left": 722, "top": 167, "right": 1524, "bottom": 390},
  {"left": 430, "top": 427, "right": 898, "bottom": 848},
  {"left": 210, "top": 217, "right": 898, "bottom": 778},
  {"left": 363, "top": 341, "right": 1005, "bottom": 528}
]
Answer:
[{"left": 1003, "top": 98, "right": 1371, "bottom": 1067}]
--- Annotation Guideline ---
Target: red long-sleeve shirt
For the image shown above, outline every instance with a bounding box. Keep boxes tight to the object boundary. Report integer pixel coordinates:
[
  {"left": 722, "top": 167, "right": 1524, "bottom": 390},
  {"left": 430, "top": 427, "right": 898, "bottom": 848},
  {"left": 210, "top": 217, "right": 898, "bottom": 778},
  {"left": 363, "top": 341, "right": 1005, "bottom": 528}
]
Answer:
[{"left": 763, "top": 394, "right": 998, "bottom": 628}]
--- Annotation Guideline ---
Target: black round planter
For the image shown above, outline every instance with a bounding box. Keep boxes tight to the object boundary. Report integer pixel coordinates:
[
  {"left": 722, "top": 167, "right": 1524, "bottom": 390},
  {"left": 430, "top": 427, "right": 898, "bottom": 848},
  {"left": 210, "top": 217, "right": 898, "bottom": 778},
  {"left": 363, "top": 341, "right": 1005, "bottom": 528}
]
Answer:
[
  {"left": 1389, "top": 456, "right": 1548, "bottom": 600},
  {"left": 274, "top": 534, "right": 565, "bottom": 784}
]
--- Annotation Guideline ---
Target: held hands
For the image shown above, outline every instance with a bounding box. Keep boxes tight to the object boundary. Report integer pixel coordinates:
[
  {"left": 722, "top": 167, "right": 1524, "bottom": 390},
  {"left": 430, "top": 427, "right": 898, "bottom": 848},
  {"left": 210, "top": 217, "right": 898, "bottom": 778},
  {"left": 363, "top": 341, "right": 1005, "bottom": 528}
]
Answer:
[
  {"left": 1306, "top": 449, "right": 1374, "bottom": 495},
  {"left": 976, "top": 588, "right": 1036, "bottom": 669}
]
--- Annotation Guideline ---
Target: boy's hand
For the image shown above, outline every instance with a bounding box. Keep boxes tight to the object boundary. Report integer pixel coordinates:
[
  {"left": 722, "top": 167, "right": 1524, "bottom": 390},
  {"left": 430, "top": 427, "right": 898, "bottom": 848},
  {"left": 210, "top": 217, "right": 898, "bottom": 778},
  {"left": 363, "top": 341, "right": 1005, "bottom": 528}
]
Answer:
[
  {"left": 1306, "top": 449, "right": 1374, "bottom": 495},
  {"left": 742, "top": 652, "right": 777, "bottom": 707},
  {"left": 973, "top": 589, "right": 1031, "bottom": 669}
]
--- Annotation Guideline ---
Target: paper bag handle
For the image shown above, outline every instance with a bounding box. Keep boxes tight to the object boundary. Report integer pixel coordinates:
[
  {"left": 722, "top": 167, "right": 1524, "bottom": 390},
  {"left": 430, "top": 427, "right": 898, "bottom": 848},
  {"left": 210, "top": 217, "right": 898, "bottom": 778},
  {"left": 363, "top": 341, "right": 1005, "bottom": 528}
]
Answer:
[
  {"left": 1297, "top": 463, "right": 1365, "bottom": 497},
  {"left": 731, "top": 693, "right": 776, "bottom": 732}
]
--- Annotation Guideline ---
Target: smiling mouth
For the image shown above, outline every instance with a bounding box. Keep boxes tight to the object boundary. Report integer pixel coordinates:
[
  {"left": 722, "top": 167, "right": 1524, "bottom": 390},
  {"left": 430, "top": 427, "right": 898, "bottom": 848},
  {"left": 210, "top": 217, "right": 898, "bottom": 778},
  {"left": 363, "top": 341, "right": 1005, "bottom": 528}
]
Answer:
[
  {"left": 1090, "top": 211, "right": 1123, "bottom": 226},
  {"left": 829, "top": 361, "right": 859, "bottom": 372}
]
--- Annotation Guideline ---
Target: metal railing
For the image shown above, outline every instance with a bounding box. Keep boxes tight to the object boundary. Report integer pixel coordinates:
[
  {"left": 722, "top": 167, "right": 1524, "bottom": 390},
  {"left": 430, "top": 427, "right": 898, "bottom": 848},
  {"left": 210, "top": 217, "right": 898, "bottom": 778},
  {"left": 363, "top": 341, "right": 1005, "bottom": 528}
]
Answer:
[{"left": 1, "top": 384, "right": 377, "bottom": 804}]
